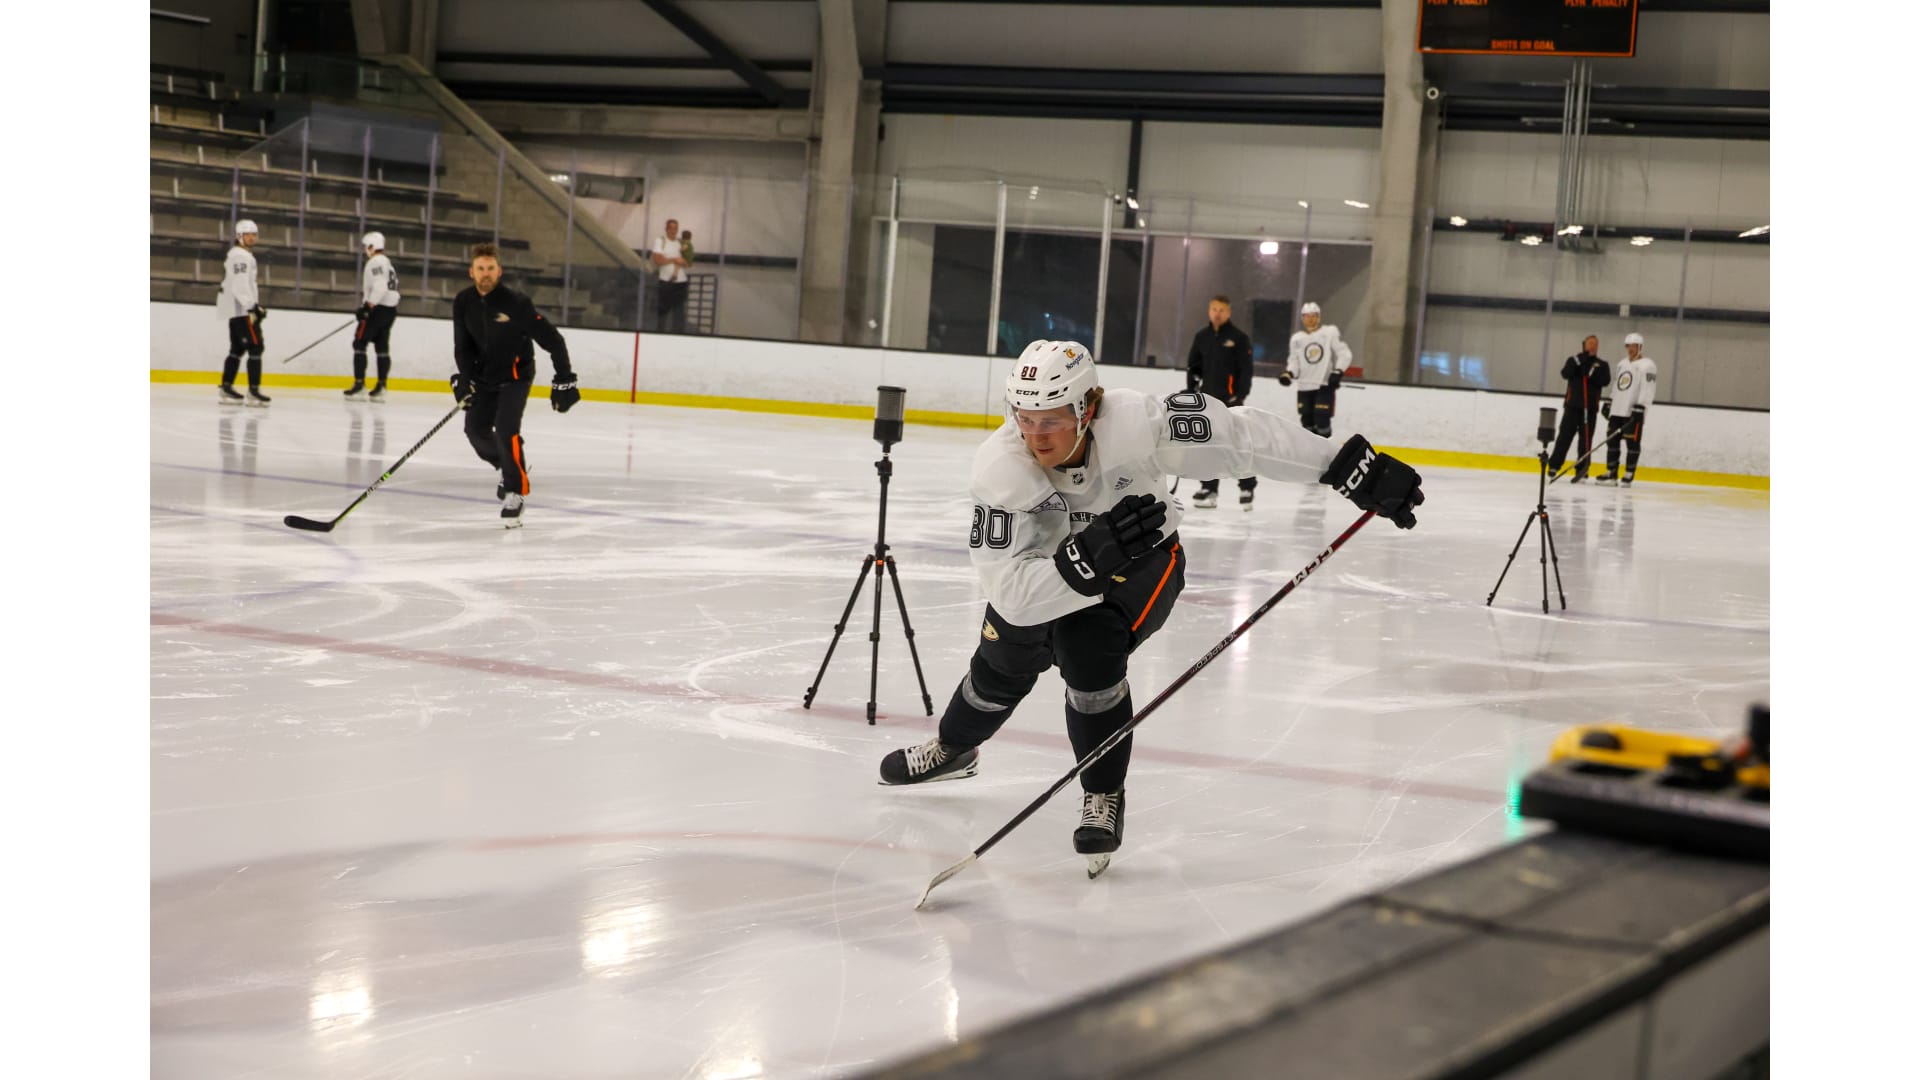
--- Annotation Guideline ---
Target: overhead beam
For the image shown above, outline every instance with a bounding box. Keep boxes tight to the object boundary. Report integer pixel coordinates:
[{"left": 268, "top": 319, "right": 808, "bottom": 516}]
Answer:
[
  {"left": 437, "top": 51, "right": 811, "bottom": 72},
  {"left": 469, "top": 99, "right": 817, "bottom": 143},
  {"left": 632, "top": 0, "right": 790, "bottom": 105}
]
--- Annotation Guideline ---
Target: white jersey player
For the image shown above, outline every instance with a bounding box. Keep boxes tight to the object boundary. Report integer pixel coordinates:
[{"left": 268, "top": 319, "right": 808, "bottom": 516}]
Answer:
[
  {"left": 346, "top": 231, "right": 401, "bottom": 400},
  {"left": 1284, "top": 302, "right": 1352, "bottom": 436},
  {"left": 216, "top": 219, "right": 270, "bottom": 406},
  {"left": 1600, "top": 332, "right": 1658, "bottom": 485},
  {"left": 878, "top": 340, "right": 1425, "bottom": 877}
]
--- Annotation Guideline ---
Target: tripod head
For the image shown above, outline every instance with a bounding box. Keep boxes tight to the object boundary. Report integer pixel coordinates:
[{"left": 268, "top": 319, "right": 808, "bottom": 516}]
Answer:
[{"left": 1536, "top": 406, "right": 1556, "bottom": 454}]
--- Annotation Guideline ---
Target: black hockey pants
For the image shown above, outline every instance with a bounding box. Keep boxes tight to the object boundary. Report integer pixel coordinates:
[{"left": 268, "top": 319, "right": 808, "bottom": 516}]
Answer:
[
  {"left": 463, "top": 380, "right": 534, "bottom": 496},
  {"left": 938, "top": 539, "right": 1187, "bottom": 794}
]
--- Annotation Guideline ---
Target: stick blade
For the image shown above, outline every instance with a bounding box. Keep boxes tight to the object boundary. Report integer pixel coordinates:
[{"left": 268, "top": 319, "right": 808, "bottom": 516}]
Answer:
[
  {"left": 283, "top": 515, "right": 335, "bottom": 532},
  {"left": 915, "top": 854, "right": 977, "bottom": 910}
]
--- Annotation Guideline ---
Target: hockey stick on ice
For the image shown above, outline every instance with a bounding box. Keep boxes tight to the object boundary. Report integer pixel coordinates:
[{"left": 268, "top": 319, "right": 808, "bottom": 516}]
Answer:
[
  {"left": 1548, "top": 422, "right": 1635, "bottom": 485},
  {"left": 915, "top": 509, "right": 1378, "bottom": 909},
  {"left": 278, "top": 318, "right": 359, "bottom": 365},
  {"left": 284, "top": 396, "right": 471, "bottom": 532}
]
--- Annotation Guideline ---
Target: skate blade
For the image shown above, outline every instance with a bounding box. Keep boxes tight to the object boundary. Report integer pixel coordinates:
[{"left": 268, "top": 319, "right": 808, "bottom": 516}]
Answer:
[
  {"left": 1086, "top": 853, "right": 1112, "bottom": 879},
  {"left": 503, "top": 518, "right": 524, "bottom": 530}
]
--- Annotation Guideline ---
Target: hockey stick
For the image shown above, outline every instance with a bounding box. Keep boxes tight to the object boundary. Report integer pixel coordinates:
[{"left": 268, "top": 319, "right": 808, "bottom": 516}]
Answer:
[
  {"left": 915, "top": 509, "right": 1378, "bottom": 909},
  {"left": 279, "top": 318, "right": 359, "bottom": 365},
  {"left": 1548, "top": 421, "right": 1635, "bottom": 485},
  {"left": 284, "top": 396, "right": 470, "bottom": 532}
]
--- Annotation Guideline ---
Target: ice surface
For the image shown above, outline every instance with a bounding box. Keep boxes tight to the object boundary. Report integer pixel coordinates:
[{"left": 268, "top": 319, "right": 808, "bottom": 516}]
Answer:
[{"left": 150, "top": 385, "right": 1768, "bottom": 1078}]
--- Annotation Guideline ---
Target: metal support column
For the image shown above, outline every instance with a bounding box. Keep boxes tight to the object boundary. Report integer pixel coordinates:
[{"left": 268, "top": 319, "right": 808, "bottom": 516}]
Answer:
[
  {"left": 421, "top": 133, "right": 440, "bottom": 300},
  {"left": 879, "top": 176, "right": 900, "bottom": 347},
  {"left": 986, "top": 181, "right": 1008, "bottom": 357},
  {"left": 1093, "top": 193, "right": 1114, "bottom": 362}
]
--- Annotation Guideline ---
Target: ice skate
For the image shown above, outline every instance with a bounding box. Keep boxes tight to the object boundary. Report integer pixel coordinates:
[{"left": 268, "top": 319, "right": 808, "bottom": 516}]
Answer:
[
  {"left": 1596, "top": 470, "right": 1619, "bottom": 485},
  {"left": 879, "top": 736, "right": 978, "bottom": 785},
  {"left": 343, "top": 379, "right": 366, "bottom": 398},
  {"left": 218, "top": 384, "right": 245, "bottom": 405},
  {"left": 1075, "top": 790, "right": 1125, "bottom": 878},
  {"left": 1190, "top": 488, "right": 1218, "bottom": 509},
  {"left": 246, "top": 387, "right": 272, "bottom": 407},
  {"left": 368, "top": 382, "right": 387, "bottom": 402},
  {"left": 1239, "top": 488, "right": 1254, "bottom": 511},
  {"left": 501, "top": 491, "right": 525, "bottom": 528}
]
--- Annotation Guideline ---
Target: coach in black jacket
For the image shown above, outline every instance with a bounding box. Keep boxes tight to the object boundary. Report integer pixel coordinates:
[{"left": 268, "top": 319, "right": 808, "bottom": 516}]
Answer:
[
  {"left": 1183, "top": 294, "right": 1257, "bottom": 508},
  {"left": 1548, "top": 335, "right": 1610, "bottom": 482},
  {"left": 451, "top": 243, "right": 582, "bottom": 525}
]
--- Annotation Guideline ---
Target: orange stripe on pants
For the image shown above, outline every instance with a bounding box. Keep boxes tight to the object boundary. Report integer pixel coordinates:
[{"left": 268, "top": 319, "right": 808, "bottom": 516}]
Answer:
[
  {"left": 1130, "top": 543, "right": 1180, "bottom": 632},
  {"left": 510, "top": 435, "right": 529, "bottom": 495}
]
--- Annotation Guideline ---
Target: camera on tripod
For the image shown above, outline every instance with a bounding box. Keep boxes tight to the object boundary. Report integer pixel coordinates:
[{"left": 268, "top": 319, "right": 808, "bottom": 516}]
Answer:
[
  {"left": 875, "top": 385, "right": 906, "bottom": 449},
  {"left": 1537, "top": 406, "right": 1556, "bottom": 448},
  {"left": 803, "top": 385, "right": 934, "bottom": 723},
  {"left": 1488, "top": 406, "right": 1568, "bottom": 614}
]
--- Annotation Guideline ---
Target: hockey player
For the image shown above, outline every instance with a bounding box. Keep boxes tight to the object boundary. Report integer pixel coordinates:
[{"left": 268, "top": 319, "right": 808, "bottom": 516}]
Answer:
[
  {"left": 878, "top": 340, "right": 1424, "bottom": 876},
  {"left": 345, "top": 231, "right": 400, "bottom": 401},
  {"left": 450, "top": 243, "right": 582, "bottom": 527},
  {"left": 1183, "top": 295, "right": 1255, "bottom": 509},
  {"left": 216, "top": 219, "right": 270, "bottom": 406},
  {"left": 1548, "top": 335, "right": 1610, "bottom": 482},
  {"left": 1599, "top": 332, "right": 1657, "bottom": 485},
  {"left": 1282, "top": 302, "right": 1351, "bottom": 437}
]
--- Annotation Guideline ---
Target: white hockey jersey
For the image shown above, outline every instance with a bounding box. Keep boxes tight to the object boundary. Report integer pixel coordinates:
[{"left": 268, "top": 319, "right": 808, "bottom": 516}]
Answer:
[
  {"left": 1286, "top": 325, "right": 1352, "bottom": 391},
  {"left": 968, "top": 387, "right": 1338, "bottom": 626},
  {"left": 362, "top": 253, "right": 401, "bottom": 308},
  {"left": 218, "top": 245, "right": 258, "bottom": 317},
  {"left": 1609, "top": 356, "right": 1658, "bottom": 414}
]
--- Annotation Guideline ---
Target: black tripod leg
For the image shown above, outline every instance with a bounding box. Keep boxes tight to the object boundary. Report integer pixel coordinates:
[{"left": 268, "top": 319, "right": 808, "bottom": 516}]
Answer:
[
  {"left": 1537, "top": 510, "right": 1551, "bottom": 614},
  {"left": 1487, "top": 513, "right": 1538, "bottom": 606},
  {"left": 867, "top": 553, "right": 889, "bottom": 725},
  {"left": 1543, "top": 508, "right": 1567, "bottom": 610},
  {"left": 883, "top": 555, "right": 936, "bottom": 716},
  {"left": 804, "top": 554, "right": 875, "bottom": 709}
]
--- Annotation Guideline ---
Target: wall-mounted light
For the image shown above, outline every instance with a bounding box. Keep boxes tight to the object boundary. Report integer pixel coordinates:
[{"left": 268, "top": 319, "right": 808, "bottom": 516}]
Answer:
[
  {"left": 1557, "top": 224, "right": 1584, "bottom": 236},
  {"left": 1520, "top": 235, "right": 1544, "bottom": 246},
  {"left": 1125, "top": 195, "right": 1140, "bottom": 211},
  {"left": 1448, "top": 215, "right": 1468, "bottom": 227},
  {"left": 1028, "top": 186, "right": 1040, "bottom": 200},
  {"left": 1297, "top": 200, "right": 1310, "bottom": 209},
  {"left": 1738, "top": 225, "right": 1769, "bottom": 238},
  {"left": 1344, "top": 199, "right": 1370, "bottom": 209},
  {"left": 1630, "top": 235, "right": 1655, "bottom": 247},
  {"left": 1259, "top": 240, "right": 1280, "bottom": 255}
]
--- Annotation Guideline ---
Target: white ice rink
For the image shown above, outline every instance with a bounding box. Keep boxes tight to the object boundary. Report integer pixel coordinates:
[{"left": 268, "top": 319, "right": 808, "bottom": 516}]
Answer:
[{"left": 150, "top": 383, "right": 1768, "bottom": 1078}]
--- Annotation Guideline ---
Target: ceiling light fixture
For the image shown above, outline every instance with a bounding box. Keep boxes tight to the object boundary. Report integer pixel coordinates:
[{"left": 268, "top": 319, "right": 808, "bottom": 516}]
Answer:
[
  {"left": 1344, "top": 199, "right": 1370, "bottom": 209},
  {"left": 1738, "top": 225, "right": 1769, "bottom": 238},
  {"left": 1259, "top": 240, "right": 1280, "bottom": 255},
  {"left": 1448, "top": 215, "right": 1468, "bottom": 227},
  {"left": 1630, "top": 235, "right": 1655, "bottom": 246}
]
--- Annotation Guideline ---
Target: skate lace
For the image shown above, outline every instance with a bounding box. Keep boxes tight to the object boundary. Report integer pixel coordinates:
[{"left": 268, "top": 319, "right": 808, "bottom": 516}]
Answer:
[
  {"left": 905, "top": 739, "right": 949, "bottom": 775},
  {"left": 1080, "top": 793, "right": 1119, "bottom": 830}
]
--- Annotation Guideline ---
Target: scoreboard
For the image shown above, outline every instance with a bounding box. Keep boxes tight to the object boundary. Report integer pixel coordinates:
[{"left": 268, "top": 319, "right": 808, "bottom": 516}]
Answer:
[{"left": 1418, "top": 0, "right": 1640, "bottom": 58}]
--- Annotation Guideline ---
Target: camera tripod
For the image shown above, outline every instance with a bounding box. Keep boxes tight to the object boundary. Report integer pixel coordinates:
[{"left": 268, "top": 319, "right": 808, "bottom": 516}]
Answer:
[
  {"left": 1487, "top": 447, "right": 1567, "bottom": 614},
  {"left": 803, "top": 449, "right": 935, "bottom": 724}
]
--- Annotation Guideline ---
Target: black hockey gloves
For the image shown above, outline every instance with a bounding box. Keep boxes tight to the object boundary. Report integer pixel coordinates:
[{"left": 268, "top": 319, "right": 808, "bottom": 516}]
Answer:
[
  {"left": 1322, "top": 435, "right": 1424, "bottom": 529},
  {"left": 1601, "top": 400, "right": 1612, "bottom": 418},
  {"left": 1328, "top": 370, "right": 1344, "bottom": 389},
  {"left": 1186, "top": 371, "right": 1201, "bottom": 393},
  {"left": 249, "top": 305, "right": 267, "bottom": 323},
  {"left": 1054, "top": 494, "right": 1168, "bottom": 596},
  {"left": 550, "top": 375, "right": 581, "bottom": 413},
  {"left": 355, "top": 303, "right": 372, "bottom": 321},
  {"left": 1278, "top": 371, "right": 1294, "bottom": 387},
  {"left": 449, "top": 371, "right": 474, "bottom": 407}
]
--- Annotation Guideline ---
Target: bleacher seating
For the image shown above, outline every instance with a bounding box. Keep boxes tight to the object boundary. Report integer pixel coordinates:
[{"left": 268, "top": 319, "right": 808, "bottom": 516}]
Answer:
[{"left": 149, "top": 64, "right": 631, "bottom": 329}]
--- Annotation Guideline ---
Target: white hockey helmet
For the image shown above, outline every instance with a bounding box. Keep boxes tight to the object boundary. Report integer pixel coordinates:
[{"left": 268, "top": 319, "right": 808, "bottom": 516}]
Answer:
[
  {"left": 1006, "top": 340, "right": 1099, "bottom": 424},
  {"left": 1301, "top": 302, "right": 1322, "bottom": 316},
  {"left": 1624, "top": 332, "right": 1645, "bottom": 346},
  {"left": 362, "top": 231, "right": 385, "bottom": 251},
  {"left": 234, "top": 219, "right": 259, "bottom": 237}
]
